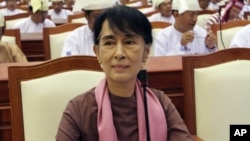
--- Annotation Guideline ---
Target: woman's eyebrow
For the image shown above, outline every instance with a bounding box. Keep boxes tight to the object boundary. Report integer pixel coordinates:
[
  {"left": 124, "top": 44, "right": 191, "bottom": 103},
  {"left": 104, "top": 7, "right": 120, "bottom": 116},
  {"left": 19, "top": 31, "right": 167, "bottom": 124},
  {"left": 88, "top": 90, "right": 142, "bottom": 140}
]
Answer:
[
  {"left": 101, "top": 35, "right": 115, "bottom": 40},
  {"left": 124, "top": 33, "right": 138, "bottom": 38}
]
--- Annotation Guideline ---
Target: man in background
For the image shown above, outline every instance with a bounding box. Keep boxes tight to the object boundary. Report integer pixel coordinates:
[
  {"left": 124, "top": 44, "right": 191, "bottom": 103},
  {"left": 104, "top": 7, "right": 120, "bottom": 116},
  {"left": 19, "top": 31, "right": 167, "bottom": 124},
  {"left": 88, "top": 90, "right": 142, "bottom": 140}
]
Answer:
[
  {"left": 48, "top": 0, "right": 73, "bottom": 20},
  {"left": 12, "top": 0, "right": 55, "bottom": 33},
  {"left": 0, "top": 12, "right": 28, "bottom": 62},
  {"left": 154, "top": 0, "right": 216, "bottom": 56},
  {"left": 61, "top": 0, "right": 115, "bottom": 56},
  {"left": 0, "top": 0, "right": 27, "bottom": 16}
]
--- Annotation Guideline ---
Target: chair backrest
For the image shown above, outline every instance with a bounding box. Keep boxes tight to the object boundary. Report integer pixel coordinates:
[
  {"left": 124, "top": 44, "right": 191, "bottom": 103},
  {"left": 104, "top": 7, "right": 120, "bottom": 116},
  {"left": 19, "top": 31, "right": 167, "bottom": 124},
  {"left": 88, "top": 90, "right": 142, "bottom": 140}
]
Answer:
[
  {"left": 68, "top": 12, "right": 87, "bottom": 24},
  {"left": 8, "top": 55, "right": 105, "bottom": 141},
  {"left": 43, "top": 23, "right": 84, "bottom": 60},
  {"left": 150, "top": 21, "right": 172, "bottom": 56},
  {"left": 4, "top": 13, "right": 30, "bottom": 29},
  {"left": 196, "top": 14, "right": 213, "bottom": 28},
  {"left": 182, "top": 48, "right": 250, "bottom": 141},
  {"left": 211, "top": 20, "right": 250, "bottom": 50},
  {"left": 1, "top": 28, "right": 22, "bottom": 48}
]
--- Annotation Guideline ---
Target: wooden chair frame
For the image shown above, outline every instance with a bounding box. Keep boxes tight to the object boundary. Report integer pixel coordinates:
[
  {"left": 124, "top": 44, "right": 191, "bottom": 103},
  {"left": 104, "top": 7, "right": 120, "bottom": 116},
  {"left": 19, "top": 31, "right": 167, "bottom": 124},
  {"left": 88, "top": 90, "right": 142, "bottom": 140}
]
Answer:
[
  {"left": 210, "top": 20, "right": 250, "bottom": 49},
  {"left": 4, "top": 12, "right": 30, "bottom": 21},
  {"left": 67, "top": 12, "right": 85, "bottom": 23},
  {"left": 211, "top": 20, "right": 250, "bottom": 39},
  {"left": 3, "top": 28, "right": 22, "bottom": 49},
  {"left": 150, "top": 21, "right": 172, "bottom": 28},
  {"left": 43, "top": 23, "right": 84, "bottom": 60},
  {"left": 8, "top": 55, "right": 102, "bottom": 141},
  {"left": 182, "top": 48, "right": 250, "bottom": 135}
]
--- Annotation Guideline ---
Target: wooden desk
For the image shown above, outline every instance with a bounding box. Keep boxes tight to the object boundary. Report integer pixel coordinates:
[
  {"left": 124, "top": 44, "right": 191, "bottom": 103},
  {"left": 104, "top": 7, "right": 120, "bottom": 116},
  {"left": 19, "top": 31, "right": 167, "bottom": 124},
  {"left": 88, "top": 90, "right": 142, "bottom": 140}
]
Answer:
[
  {"left": 0, "top": 56, "right": 184, "bottom": 141},
  {"left": 21, "top": 33, "right": 44, "bottom": 61},
  {"left": 147, "top": 56, "right": 184, "bottom": 118}
]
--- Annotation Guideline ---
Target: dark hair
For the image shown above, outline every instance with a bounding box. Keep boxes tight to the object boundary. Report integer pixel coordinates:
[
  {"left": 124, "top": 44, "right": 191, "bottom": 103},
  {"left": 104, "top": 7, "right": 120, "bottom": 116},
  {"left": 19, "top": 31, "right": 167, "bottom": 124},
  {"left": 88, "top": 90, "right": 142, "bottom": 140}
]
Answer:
[{"left": 93, "top": 5, "right": 152, "bottom": 45}]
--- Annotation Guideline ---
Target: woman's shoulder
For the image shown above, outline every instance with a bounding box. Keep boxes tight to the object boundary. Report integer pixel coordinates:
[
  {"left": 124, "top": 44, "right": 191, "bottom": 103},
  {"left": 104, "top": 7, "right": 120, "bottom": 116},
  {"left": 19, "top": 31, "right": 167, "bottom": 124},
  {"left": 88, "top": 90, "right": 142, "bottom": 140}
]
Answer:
[
  {"left": 67, "top": 87, "right": 98, "bottom": 111},
  {"left": 150, "top": 88, "right": 171, "bottom": 103}
]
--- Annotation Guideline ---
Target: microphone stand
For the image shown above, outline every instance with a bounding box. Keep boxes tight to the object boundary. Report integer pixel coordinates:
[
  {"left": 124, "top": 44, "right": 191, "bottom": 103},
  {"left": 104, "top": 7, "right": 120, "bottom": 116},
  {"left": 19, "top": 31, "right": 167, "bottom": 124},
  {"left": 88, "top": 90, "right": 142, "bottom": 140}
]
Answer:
[{"left": 137, "top": 70, "right": 150, "bottom": 141}]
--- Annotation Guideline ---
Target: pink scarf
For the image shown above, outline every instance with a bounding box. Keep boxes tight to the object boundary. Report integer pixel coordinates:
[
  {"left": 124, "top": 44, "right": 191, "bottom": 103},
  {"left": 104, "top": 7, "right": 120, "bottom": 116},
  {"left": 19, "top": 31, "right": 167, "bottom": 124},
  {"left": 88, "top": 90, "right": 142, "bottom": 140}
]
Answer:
[{"left": 95, "top": 78, "right": 167, "bottom": 141}]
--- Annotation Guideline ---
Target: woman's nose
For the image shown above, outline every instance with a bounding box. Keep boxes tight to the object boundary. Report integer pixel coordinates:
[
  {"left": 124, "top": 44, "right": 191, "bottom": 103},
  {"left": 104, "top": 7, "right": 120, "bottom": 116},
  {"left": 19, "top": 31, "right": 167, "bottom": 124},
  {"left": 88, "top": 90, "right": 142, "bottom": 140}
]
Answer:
[{"left": 114, "top": 43, "right": 126, "bottom": 60}]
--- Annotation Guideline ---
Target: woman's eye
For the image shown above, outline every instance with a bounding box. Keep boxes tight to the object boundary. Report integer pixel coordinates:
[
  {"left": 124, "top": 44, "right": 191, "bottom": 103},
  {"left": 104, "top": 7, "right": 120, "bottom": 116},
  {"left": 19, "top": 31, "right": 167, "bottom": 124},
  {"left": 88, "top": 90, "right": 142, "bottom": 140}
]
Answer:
[
  {"left": 126, "top": 40, "right": 136, "bottom": 45},
  {"left": 103, "top": 41, "right": 114, "bottom": 46}
]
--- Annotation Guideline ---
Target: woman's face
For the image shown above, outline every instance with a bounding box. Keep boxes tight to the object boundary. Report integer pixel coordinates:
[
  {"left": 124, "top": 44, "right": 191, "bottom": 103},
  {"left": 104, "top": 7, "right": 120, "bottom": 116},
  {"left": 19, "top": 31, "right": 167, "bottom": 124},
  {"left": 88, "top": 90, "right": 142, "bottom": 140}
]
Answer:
[{"left": 94, "top": 20, "right": 150, "bottom": 83}]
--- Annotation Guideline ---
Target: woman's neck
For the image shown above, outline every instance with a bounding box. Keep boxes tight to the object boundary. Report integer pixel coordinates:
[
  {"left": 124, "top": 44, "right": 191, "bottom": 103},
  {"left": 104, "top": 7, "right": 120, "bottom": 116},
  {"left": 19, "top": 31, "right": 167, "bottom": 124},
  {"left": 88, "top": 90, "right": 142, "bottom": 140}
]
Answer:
[{"left": 107, "top": 78, "right": 136, "bottom": 97}]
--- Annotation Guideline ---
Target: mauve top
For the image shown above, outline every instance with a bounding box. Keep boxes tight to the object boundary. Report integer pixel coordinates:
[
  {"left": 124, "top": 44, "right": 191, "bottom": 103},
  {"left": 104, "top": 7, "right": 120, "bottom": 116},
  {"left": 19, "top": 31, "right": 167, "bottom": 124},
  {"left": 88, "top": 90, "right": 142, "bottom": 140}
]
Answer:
[{"left": 56, "top": 88, "right": 194, "bottom": 141}]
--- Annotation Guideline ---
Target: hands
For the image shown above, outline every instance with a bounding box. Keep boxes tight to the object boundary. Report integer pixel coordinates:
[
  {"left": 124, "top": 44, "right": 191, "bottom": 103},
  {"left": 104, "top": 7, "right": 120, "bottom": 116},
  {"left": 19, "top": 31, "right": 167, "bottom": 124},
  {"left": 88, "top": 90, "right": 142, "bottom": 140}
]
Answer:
[
  {"left": 180, "top": 31, "right": 195, "bottom": 47},
  {"left": 205, "top": 30, "right": 216, "bottom": 49}
]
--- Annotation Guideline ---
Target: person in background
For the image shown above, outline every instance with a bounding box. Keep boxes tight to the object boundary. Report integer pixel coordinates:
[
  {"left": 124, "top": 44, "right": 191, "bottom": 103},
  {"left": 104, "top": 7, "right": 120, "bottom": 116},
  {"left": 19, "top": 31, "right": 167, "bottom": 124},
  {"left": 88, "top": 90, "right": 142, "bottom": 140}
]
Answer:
[
  {"left": 0, "top": 12, "right": 28, "bottom": 62},
  {"left": 239, "top": 0, "right": 250, "bottom": 18},
  {"left": 0, "top": 0, "right": 27, "bottom": 16},
  {"left": 61, "top": 0, "right": 115, "bottom": 56},
  {"left": 0, "top": 0, "right": 6, "bottom": 6},
  {"left": 148, "top": 0, "right": 175, "bottom": 24},
  {"left": 205, "top": 0, "right": 244, "bottom": 29},
  {"left": 48, "top": 0, "right": 73, "bottom": 20},
  {"left": 12, "top": 0, "right": 56, "bottom": 33},
  {"left": 199, "top": 0, "right": 211, "bottom": 10},
  {"left": 63, "top": 0, "right": 74, "bottom": 9},
  {"left": 208, "top": 0, "right": 220, "bottom": 10},
  {"left": 154, "top": 0, "right": 216, "bottom": 56},
  {"left": 56, "top": 5, "right": 193, "bottom": 141},
  {"left": 230, "top": 23, "right": 250, "bottom": 48}
]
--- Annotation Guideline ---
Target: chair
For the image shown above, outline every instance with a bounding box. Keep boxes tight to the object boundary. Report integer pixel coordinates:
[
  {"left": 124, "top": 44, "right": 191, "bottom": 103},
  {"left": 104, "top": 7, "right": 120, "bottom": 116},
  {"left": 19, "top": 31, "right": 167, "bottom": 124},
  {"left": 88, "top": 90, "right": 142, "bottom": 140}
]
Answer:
[
  {"left": 150, "top": 21, "right": 171, "bottom": 56},
  {"left": 67, "top": 12, "right": 87, "bottom": 24},
  {"left": 211, "top": 20, "right": 250, "bottom": 50},
  {"left": 8, "top": 55, "right": 105, "bottom": 141},
  {"left": 43, "top": 23, "right": 84, "bottom": 60},
  {"left": 4, "top": 13, "right": 30, "bottom": 29},
  {"left": 182, "top": 48, "right": 250, "bottom": 141},
  {"left": 196, "top": 10, "right": 216, "bottom": 28},
  {"left": 1, "top": 28, "right": 22, "bottom": 49}
]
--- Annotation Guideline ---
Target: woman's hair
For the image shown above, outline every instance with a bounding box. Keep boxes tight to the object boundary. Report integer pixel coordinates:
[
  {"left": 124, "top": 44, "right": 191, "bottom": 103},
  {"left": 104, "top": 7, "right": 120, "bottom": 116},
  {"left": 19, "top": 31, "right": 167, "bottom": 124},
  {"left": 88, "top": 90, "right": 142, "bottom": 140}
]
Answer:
[{"left": 93, "top": 5, "right": 152, "bottom": 46}]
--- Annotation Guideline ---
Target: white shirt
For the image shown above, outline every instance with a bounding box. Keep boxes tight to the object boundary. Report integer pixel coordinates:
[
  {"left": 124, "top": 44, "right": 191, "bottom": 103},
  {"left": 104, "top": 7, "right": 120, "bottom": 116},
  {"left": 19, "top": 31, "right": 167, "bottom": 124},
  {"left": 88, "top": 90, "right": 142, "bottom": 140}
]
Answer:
[
  {"left": 154, "top": 25, "right": 215, "bottom": 56},
  {"left": 230, "top": 24, "right": 250, "bottom": 48},
  {"left": 208, "top": 2, "right": 219, "bottom": 10},
  {"left": 0, "top": 8, "right": 27, "bottom": 16},
  {"left": 239, "top": 5, "right": 250, "bottom": 18},
  {"left": 0, "top": 1, "right": 6, "bottom": 7},
  {"left": 12, "top": 16, "right": 56, "bottom": 33},
  {"left": 61, "top": 25, "right": 96, "bottom": 56},
  {"left": 148, "top": 13, "right": 175, "bottom": 24},
  {"left": 48, "top": 9, "right": 73, "bottom": 19}
]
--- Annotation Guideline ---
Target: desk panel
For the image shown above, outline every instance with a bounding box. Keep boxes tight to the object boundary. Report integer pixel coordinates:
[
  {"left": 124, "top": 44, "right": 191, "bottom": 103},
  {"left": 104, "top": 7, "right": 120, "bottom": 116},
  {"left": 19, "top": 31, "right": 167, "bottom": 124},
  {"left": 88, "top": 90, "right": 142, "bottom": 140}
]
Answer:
[{"left": 21, "top": 33, "right": 44, "bottom": 61}]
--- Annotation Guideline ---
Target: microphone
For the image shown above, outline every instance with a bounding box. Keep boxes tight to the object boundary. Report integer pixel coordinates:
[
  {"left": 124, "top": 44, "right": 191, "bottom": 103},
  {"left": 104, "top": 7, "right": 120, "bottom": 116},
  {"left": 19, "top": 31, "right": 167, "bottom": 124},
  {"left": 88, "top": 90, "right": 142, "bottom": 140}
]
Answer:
[
  {"left": 218, "top": 4, "right": 226, "bottom": 49},
  {"left": 137, "top": 69, "right": 150, "bottom": 141},
  {"left": 137, "top": 69, "right": 148, "bottom": 87}
]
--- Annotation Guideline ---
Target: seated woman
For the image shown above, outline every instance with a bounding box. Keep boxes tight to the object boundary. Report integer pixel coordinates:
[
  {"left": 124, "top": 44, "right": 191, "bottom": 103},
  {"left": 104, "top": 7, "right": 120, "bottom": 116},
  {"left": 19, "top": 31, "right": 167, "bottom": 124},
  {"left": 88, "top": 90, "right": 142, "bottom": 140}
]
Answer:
[
  {"left": 56, "top": 5, "right": 193, "bottom": 141},
  {"left": 0, "top": 12, "right": 27, "bottom": 63}
]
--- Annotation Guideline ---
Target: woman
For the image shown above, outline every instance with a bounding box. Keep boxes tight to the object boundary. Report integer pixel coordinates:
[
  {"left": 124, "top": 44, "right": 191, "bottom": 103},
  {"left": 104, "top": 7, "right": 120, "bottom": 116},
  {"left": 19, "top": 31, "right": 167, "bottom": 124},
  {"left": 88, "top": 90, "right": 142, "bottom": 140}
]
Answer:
[{"left": 56, "top": 5, "right": 193, "bottom": 141}]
